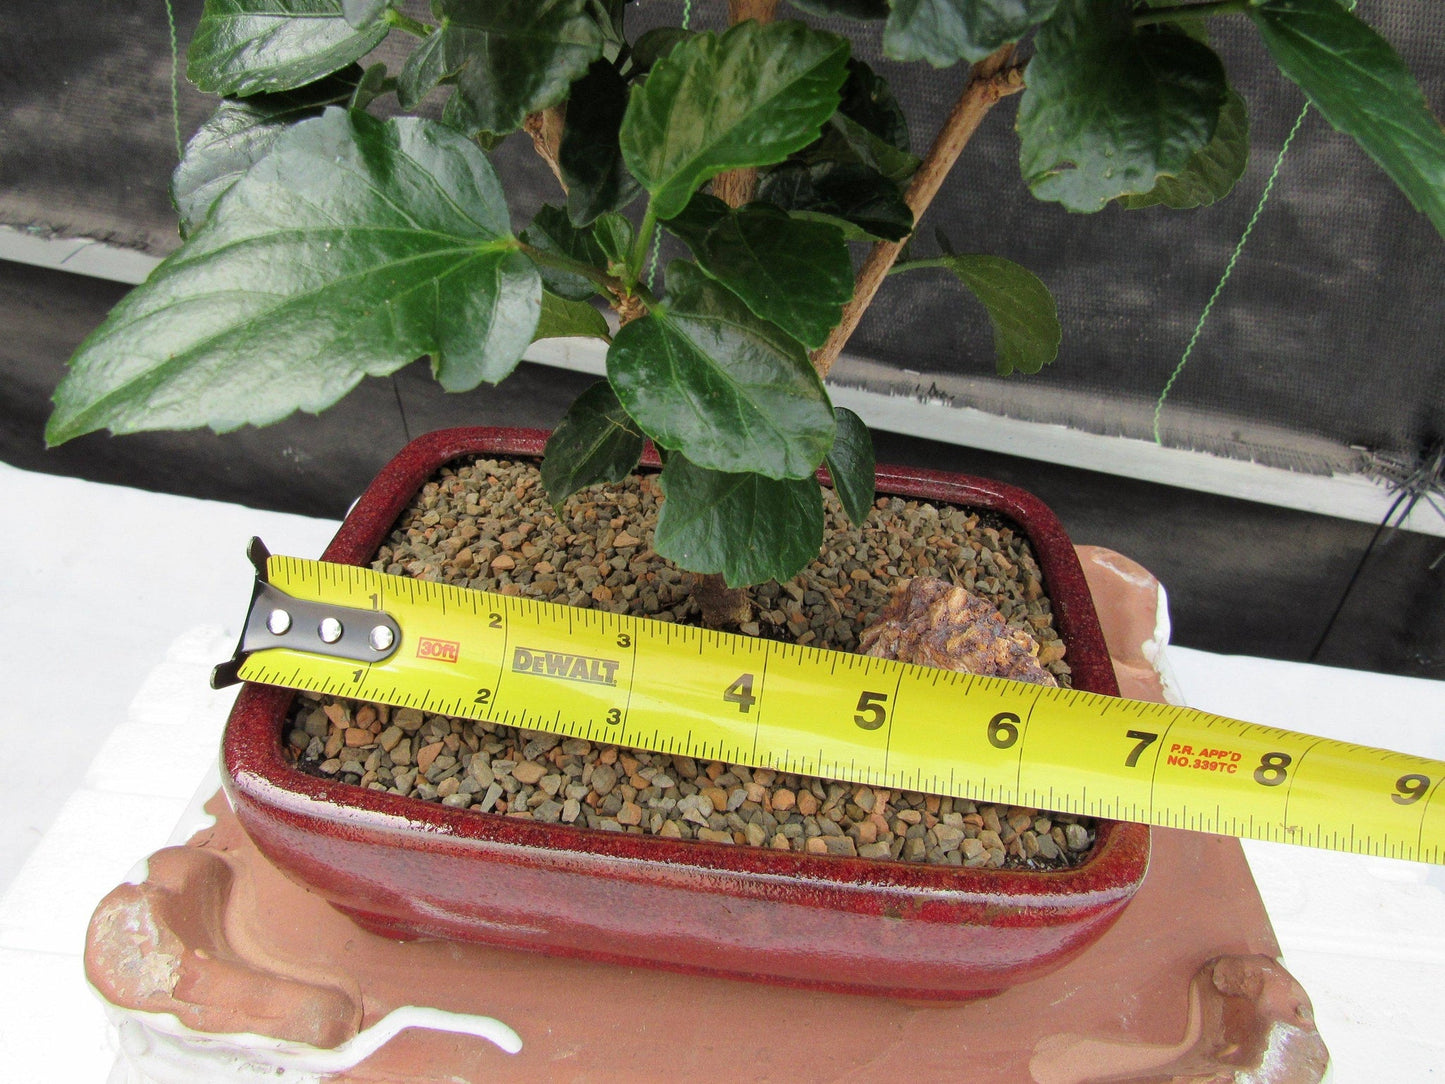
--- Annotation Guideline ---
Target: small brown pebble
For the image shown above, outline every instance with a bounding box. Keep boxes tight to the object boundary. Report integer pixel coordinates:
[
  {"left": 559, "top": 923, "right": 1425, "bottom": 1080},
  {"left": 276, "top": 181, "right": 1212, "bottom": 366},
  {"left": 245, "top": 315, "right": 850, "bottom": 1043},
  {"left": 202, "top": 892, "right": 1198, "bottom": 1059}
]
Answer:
[
  {"left": 805, "top": 836, "right": 830, "bottom": 855},
  {"left": 511, "top": 761, "right": 546, "bottom": 785},
  {"left": 772, "top": 788, "right": 797, "bottom": 812},
  {"left": 490, "top": 554, "right": 515, "bottom": 571},
  {"left": 796, "top": 790, "right": 819, "bottom": 816},
  {"left": 416, "top": 742, "right": 444, "bottom": 772},
  {"left": 617, "top": 801, "right": 643, "bottom": 825},
  {"left": 344, "top": 728, "right": 373, "bottom": 748}
]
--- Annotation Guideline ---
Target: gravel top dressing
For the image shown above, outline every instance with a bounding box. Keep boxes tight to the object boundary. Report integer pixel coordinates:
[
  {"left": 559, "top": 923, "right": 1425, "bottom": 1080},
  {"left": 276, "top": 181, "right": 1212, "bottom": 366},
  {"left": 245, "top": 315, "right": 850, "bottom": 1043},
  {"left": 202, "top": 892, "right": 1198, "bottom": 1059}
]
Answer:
[{"left": 289, "top": 457, "right": 1097, "bottom": 870}]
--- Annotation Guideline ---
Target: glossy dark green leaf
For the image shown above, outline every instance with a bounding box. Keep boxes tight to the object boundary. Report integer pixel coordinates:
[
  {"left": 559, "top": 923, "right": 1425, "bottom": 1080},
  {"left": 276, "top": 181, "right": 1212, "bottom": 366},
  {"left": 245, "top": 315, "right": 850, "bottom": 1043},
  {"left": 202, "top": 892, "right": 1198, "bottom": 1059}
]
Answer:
[
  {"left": 534, "top": 292, "right": 609, "bottom": 341},
  {"left": 654, "top": 456, "right": 824, "bottom": 587},
  {"left": 521, "top": 204, "right": 607, "bottom": 301},
  {"left": 188, "top": 0, "right": 390, "bottom": 96},
  {"left": 541, "top": 381, "right": 643, "bottom": 506},
  {"left": 1250, "top": 0, "right": 1445, "bottom": 237},
  {"left": 884, "top": 0, "right": 1059, "bottom": 67},
  {"left": 825, "top": 407, "right": 874, "bottom": 526},
  {"left": 559, "top": 60, "right": 641, "bottom": 227},
  {"left": 666, "top": 200, "right": 853, "bottom": 350},
  {"left": 341, "top": 0, "right": 389, "bottom": 29},
  {"left": 607, "top": 261, "right": 835, "bottom": 479},
  {"left": 590, "top": 213, "right": 635, "bottom": 270},
  {"left": 787, "top": 0, "right": 888, "bottom": 19},
  {"left": 48, "top": 110, "right": 539, "bottom": 445},
  {"left": 401, "top": 0, "right": 603, "bottom": 136},
  {"left": 349, "top": 61, "right": 390, "bottom": 109},
  {"left": 1121, "top": 88, "right": 1248, "bottom": 210},
  {"left": 1017, "top": 0, "right": 1227, "bottom": 212},
  {"left": 758, "top": 160, "right": 913, "bottom": 241},
  {"left": 620, "top": 20, "right": 851, "bottom": 220},
  {"left": 591, "top": 0, "right": 628, "bottom": 46},
  {"left": 897, "top": 254, "right": 1059, "bottom": 374},
  {"left": 170, "top": 66, "right": 363, "bottom": 237},
  {"left": 395, "top": 24, "right": 452, "bottom": 108},
  {"left": 838, "top": 57, "right": 909, "bottom": 153},
  {"left": 802, "top": 112, "right": 920, "bottom": 187},
  {"left": 659, "top": 192, "right": 730, "bottom": 252},
  {"left": 627, "top": 26, "right": 694, "bottom": 75}
]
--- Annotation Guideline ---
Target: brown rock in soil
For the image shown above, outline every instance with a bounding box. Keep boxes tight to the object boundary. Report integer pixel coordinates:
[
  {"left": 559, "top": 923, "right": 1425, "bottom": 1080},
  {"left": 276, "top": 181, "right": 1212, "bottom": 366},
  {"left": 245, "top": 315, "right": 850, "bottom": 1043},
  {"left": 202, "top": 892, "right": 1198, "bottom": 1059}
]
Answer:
[{"left": 858, "top": 577, "right": 1058, "bottom": 686}]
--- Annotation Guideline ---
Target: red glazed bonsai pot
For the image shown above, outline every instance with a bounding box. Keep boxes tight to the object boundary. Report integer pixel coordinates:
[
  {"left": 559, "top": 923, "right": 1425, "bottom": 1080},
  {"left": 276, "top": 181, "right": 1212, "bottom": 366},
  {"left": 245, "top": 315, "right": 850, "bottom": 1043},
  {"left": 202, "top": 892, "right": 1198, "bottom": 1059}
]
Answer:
[{"left": 221, "top": 427, "right": 1150, "bottom": 1000}]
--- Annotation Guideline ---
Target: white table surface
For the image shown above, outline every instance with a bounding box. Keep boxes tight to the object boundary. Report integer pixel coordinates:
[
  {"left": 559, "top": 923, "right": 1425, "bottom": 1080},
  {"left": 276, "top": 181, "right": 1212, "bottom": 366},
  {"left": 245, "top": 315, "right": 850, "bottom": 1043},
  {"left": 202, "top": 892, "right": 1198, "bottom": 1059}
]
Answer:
[{"left": 1, "top": 459, "right": 1441, "bottom": 1081}]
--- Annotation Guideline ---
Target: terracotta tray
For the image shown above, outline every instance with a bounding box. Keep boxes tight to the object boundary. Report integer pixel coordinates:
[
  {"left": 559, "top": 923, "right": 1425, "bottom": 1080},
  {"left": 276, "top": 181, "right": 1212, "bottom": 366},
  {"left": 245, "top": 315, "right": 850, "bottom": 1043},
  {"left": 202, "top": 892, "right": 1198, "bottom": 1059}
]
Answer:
[{"left": 220, "top": 427, "right": 1149, "bottom": 999}]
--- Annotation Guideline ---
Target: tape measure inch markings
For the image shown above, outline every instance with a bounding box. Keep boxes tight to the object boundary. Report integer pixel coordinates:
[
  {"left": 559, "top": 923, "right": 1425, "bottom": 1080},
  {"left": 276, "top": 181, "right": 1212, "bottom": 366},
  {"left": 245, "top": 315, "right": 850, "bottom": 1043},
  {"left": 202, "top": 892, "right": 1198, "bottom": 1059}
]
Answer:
[{"left": 219, "top": 546, "right": 1445, "bottom": 866}]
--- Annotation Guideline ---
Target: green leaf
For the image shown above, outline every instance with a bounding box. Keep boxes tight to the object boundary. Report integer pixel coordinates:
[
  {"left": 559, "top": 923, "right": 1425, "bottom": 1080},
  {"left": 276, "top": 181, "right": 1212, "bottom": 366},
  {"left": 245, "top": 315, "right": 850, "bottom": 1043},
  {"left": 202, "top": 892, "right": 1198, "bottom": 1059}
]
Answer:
[
  {"left": 654, "top": 456, "right": 824, "bottom": 587},
  {"left": 1120, "top": 87, "right": 1249, "bottom": 210},
  {"left": 47, "top": 109, "right": 540, "bottom": 445},
  {"left": 395, "top": 24, "right": 452, "bottom": 108},
  {"left": 541, "top": 381, "right": 643, "bottom": 506},
  {"left": 590, "top": 213, "right": 635, "bottom": 270},
  {"left": 787, "top": 0, "right": 888, "bottom": 19},
  {"left": 170, "top": 66, "right": 363, "bottom": 238},
  {"left": 535, "top": 292, "right": 609, "bottom": 341},
  {"left": 838, "top": 57, "right": 910, "bottom": 154},
  {"left": 825, "top": 407, "right": 874, "bottom": 526},
  {"left": 188, "top": 0, "right": 390, "bottom": 96},
  {"left": 559, "top": 59, "right": 641, "bottom": 227},
  {"left": 348, "top": 61, "right": 390, "bottom": 109},
  {"left": 1250, "top": 0, "right": 1445, "bottom": 237},
  {"left": 802, "top": 112, "right": 920, "bottom": 187},
  {"left": 627, "top": 26, "right": 695, "bottom": 75},
  {"left": 521, "top": 204, "right": 607, "bottom": 301},
  {"left": 620, "top": 20, "right": 851, "bottom": 220},
  {"left": 401, "top": 0, "right": 604, "bottom": 136},
  {"left": 898, "top": 254, "right": 1059, "bottom": 374},
  {"left": 665, "top": 199, "right": 853, "bottom": 350},
  {"left": 884, "top": 0, "right": 1059, "bottom": 67},
  {"left": 341, "top": 0, "right": 390, "bottom": 29},
  {"left": 1017, "top": 0, "right": 1227, "bottom": 212},
  {"left": 659, "top": 192, "right": 730, "bottom": 252},
  {"left": 757, "top": 161, "right": 914, "bottom": 241},
  {"left": 606, "top": 261, "right": 835, "bottom": 479}
]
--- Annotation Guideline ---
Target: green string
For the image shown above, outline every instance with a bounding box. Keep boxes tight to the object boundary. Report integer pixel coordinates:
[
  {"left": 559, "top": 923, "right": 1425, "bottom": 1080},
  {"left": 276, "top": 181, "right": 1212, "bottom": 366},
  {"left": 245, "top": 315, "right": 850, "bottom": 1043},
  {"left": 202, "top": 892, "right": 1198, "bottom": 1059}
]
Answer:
[
  {"left": 646, "top": 0, "right": 693, "bottom": 290},
  {"left": 1151, "top": 99, "right": 1312, "bottom": 445},
  {"left": 164, "top": 0, "right": 183, "bottom": 161}
]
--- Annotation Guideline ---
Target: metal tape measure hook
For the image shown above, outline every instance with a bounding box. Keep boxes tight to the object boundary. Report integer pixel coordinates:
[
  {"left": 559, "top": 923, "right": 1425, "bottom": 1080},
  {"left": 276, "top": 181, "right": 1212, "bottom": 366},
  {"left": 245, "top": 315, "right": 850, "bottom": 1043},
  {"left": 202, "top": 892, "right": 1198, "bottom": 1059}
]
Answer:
[{"left": 212, "top": 538, "right": 402, "bottom": 688}]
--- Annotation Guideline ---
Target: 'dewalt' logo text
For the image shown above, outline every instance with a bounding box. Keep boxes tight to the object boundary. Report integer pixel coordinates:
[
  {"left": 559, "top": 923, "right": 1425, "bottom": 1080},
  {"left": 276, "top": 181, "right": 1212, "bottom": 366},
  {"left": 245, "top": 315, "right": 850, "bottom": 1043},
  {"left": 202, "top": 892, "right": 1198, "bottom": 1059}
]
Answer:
[{"left": 511, "top": 646, "right": 620, "bottom": 687}]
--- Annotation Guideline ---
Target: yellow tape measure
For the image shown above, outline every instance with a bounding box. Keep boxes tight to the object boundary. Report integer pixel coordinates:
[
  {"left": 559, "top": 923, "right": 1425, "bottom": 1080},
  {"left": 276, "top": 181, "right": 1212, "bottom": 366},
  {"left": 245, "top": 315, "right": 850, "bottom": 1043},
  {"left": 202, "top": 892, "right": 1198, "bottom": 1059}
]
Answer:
[{"left": 225, "top": 549, "right": 1445, "bottom": 865}]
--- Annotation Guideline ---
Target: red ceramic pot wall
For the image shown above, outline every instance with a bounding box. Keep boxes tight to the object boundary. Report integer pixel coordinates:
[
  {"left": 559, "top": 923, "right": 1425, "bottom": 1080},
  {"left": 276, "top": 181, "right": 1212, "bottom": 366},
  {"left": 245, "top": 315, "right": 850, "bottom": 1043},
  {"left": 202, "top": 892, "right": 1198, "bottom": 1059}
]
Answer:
[{"left": 222, "top": 428, "right": 1150, "bottom": 1000}]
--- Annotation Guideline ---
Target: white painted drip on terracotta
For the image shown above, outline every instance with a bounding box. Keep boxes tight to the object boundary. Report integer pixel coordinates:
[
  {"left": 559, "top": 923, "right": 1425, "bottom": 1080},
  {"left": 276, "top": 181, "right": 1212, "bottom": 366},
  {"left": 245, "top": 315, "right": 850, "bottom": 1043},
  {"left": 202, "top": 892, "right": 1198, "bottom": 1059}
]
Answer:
[{"left": 102, "top": 1000, "right": 522, "bottom": 1083}]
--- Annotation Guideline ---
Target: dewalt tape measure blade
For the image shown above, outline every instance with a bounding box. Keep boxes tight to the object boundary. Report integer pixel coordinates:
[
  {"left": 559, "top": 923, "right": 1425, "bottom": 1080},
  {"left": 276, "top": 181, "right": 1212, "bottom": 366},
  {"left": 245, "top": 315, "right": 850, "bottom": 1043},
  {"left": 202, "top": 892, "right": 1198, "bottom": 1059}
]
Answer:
[{"left": 226, "top": 551, "right": 1445, "bottom": 866}]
